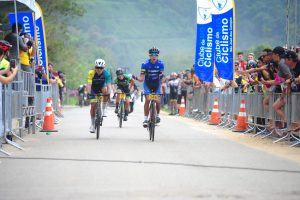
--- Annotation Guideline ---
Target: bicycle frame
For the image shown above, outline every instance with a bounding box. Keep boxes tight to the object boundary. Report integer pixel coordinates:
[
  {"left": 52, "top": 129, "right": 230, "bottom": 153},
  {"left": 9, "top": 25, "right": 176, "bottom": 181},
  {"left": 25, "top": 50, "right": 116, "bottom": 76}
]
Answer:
[
  {"left": 95, "top": 94, "right": 104, "bottom": 140},
  {"left": 117, "top": 93, "right": 126, "bottom": 128},
  {"left": 147, "top": 93, "right": 159, "bottom": 142}
]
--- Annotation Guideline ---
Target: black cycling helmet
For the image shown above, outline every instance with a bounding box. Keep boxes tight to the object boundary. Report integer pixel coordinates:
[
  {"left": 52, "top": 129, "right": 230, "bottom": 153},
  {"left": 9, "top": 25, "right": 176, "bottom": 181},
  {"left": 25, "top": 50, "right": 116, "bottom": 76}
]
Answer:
[
  {"left": 116, "top": 69, "right": 124, "bottom": 75},
  {"left": 149, "top": 47, "right": 160, "bottom": 55}
]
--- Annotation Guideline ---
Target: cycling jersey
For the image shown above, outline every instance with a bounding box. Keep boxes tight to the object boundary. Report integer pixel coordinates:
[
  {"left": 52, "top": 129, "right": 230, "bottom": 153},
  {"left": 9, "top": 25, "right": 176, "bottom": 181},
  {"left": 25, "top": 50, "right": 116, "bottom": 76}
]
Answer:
[
  {"left": 141, "top": 59, "right": 164, "bottom": 94},
  {"left": 168, "top": 78, "right": 181, "bottom": 100},
  {"left": 114, "top": 74, "right": 131, "bottom": 87},
  {"left": 114, "top": 74, "right": 132, "bottom": 97},
  {"left": 88, "top": 69, "right": 111, "bottom": 95}
]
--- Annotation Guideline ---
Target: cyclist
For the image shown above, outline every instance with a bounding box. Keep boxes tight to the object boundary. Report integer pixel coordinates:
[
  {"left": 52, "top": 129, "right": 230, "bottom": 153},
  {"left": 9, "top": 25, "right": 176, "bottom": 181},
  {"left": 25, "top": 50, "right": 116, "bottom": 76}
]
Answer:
[
  {"left": 133, "top": 47, "right": 164, "bottom": 128},
  {"left": 87, "top": 58, "right": 111, "bottom": 133},
  {"left": 114, "top": 68, "right": 134, "bottom": 121}
]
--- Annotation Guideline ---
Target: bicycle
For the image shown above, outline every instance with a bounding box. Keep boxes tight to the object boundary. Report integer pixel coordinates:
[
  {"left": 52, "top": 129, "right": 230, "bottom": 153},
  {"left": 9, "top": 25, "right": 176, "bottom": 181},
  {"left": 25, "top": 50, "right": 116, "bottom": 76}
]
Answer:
[
  {"left": 116, "top": 92, "right": 127, "bottom": 128},
  {"left": 94, "top": 93, "right": 107, "bottom": 140},
  {"left": 146, "top": 92, "right": 160, "bottom": 142}
]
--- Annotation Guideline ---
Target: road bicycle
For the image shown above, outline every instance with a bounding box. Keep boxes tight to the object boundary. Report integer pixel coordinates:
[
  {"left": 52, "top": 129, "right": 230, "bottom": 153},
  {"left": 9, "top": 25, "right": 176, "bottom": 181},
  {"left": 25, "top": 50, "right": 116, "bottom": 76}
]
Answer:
[
  {"left": 116, "top": 92, "right": 127, "bottom": 128},
  {"left": 147, "top": 92, "right": 160, "bottom": 142},
  {"left": 95, "top": 93, "right": 107, "bottom": 140}
]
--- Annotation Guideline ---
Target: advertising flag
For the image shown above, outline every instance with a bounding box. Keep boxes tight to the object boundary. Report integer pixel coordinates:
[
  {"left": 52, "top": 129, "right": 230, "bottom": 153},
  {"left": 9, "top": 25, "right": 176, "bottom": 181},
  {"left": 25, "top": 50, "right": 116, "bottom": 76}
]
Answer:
[
  {"left": 35, "top": 2, "right": 48, "bottom": 68},
  {"left": 195, "top": 0, "right": 235, "bottom": 82},
  {"left": 9, "top": 12, "right": 35, "bottom": 39},
  {"left": 211, "top": 0, "right": 235, "bottom": 80},
  {"left": 195, "top": 0, "right": 215, "bottom": 82}
]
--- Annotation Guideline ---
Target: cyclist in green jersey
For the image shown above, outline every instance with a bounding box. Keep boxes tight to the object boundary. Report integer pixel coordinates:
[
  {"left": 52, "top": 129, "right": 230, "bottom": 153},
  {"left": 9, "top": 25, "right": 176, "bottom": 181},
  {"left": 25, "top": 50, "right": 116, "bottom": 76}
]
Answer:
[{"left": 114, "top": 69, "right": 134, "bottom": 121}]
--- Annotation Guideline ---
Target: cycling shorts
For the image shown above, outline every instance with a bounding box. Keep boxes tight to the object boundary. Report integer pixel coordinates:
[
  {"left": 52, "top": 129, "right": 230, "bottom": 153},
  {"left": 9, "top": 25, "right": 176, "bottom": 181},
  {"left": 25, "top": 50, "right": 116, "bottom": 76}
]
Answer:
[{"left": 143, "top": 81, "right": 161, "bottom": 95}]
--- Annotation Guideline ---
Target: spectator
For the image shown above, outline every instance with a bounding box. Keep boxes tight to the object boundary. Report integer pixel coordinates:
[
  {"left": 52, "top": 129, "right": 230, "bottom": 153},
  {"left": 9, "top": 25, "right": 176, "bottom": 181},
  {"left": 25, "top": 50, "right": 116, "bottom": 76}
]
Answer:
[
  {"left": 271, "top": 46, "right": 292, "bottom": 129},
  {"left": 283, "top": 50, "right": 300, "bottom": 132},
  {"left": 178, "top": 69, "right": 189, "bottom": 107},
  {"left": 168, "top": 72, "right": 180, "bottom": 115},
  {"left": 164, "top": 75, "right": 170, "bottom": 109},
  {"left": 4, "top": 23, "right": 27, "bottom": 61},
  {"left": 48, "top": 62, "right": 58, "bottom": 84},
  {"left": 237, "top": 52, "right": 247, "bottom": 71},
  {"left": 247, "top": 52, "right": 255, "bottom": 61},
  {"left": 57, "top": 71, "right": 65, "bottom": 104},
  {"left": 0, "top": 40, "right": 11, "bottom": 77},
  {"left": 0, "top": 47, "right": 18, "bottom": 84},
  {"left": 19, "top": 32, "right": 36, "bottom": 72},
  {"left": 284, "top": 50, "right": 300, "bottom": 92},
  {"left": 261, "top": 48, "right": 273, "bottom": 64}
]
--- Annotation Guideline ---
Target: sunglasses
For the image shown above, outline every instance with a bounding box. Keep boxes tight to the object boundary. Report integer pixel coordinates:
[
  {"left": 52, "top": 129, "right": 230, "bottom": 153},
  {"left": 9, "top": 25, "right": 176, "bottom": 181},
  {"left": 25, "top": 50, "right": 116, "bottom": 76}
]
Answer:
[
  {"left": 149, "top": 54, "right": 158, "bottom": 57},
  {"left": 95, "top": 67, "right": 104, "bottom": 70}
]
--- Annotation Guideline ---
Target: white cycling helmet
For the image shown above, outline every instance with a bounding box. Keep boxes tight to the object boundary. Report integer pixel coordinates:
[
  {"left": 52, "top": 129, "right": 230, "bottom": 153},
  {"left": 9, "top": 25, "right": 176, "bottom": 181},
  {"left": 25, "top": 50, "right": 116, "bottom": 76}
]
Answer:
[
  {"left": 95, "top": 58, "right": 105, "bottom": 68},
  {"left": 171, "top": 72, "right": 177, "bottom": 77}
]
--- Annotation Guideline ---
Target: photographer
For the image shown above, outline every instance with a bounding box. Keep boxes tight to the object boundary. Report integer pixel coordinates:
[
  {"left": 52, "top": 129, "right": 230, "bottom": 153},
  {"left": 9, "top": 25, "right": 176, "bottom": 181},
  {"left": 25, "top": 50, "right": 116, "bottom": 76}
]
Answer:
[
  {"left": 19, "top": 32, "right": 36, "bottom": 72},
  {"left": 0, "top": 41, "right": 18, "bottom": 84},
  {"left": 4, "top": 23, "right": 28, "bottom": 61}
]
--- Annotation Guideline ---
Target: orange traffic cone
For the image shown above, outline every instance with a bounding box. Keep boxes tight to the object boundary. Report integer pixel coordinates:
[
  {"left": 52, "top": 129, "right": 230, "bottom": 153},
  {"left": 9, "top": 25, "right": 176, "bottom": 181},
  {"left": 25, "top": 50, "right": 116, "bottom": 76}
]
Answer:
[
  {"left": 209, "top": 98, "right": 220, "bottom": 125},
  {"left": 179, "top": 96, "right": 186, "bottom": 116},
  {"left": 233, "top": 99, "right": 248, "bottom": 132},
  {"left": 40, "top": 97, "right": 57, "bottom": 133}
]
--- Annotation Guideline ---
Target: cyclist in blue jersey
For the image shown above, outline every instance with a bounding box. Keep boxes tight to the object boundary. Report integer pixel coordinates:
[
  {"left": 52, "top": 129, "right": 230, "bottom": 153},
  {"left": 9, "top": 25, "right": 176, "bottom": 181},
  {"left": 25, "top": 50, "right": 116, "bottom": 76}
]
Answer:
[{"left": 133, "top": 47, "right": 164, "bottom": 128}]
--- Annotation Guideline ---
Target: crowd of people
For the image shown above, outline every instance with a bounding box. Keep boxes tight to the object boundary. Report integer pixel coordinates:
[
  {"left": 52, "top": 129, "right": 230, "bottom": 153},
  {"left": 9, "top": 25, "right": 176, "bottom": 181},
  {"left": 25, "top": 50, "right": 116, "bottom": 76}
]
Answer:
[
  {"left": 158, "top": 46, "right": 300, "bottom": 135},
  {"left": 0, "top": 23, "right": 66, "bottom": 104}
]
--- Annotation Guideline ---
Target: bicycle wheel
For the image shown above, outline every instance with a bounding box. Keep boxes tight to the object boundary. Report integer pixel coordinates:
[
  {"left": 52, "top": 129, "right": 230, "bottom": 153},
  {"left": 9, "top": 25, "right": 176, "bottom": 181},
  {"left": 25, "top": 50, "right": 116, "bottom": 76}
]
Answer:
[
  {"left": 119, "top": 101, "right": 124, "bottom": 128},
  {"left": 149, "top": 101, "right": 156, "bottom": 142},
  {"left": 96, "top": 105, "right": 102, "bottom": 140}
]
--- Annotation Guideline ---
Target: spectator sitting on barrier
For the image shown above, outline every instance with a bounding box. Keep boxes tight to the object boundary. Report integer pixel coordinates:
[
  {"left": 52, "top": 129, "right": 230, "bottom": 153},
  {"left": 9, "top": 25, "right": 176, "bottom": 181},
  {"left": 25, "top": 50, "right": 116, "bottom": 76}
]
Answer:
[
  {"left": 272, "top": 46, "right": 292, "bottom": 122},
  {"left": 282, "top": 50, "right": 300, "bottom": 133},
  {"left": 4, "top": 23, "right": 28, "bottom": 61},
  {"left": 0, "top": 45, "right": 18, "bottom": 84}
]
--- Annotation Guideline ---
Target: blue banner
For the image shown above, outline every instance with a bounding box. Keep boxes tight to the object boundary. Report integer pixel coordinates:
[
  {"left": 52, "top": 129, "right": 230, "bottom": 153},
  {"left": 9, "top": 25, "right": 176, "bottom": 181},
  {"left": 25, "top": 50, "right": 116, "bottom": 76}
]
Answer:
[
  {"left": 9, "top": 12, "right": 35, "bottom": 39},
  {"left": 35, "top": 2, "right": 48, "bottom": 68},
  {"left": 195, "top": 0, "right": 215, "bottom": 82},
  {"left": 211, "top": 0, "right": 234, "bottom": 80},
  {"left": 195, "top": 0, "right": 235, "bottom": 82}
]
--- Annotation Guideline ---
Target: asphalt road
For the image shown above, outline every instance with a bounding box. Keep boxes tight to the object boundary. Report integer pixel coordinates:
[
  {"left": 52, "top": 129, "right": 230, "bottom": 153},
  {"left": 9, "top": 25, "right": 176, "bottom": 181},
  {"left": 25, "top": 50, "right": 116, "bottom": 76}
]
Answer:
[{"left": 1, "top": 101, "right": 300, "bottom": 200}]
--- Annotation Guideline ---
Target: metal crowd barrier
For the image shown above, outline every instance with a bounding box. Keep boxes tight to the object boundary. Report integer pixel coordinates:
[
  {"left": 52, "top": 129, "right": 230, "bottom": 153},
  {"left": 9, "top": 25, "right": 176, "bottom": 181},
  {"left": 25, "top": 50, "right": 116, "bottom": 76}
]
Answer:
[
  {"left": 1, "top": 69, "right": 62, "bottom": 155},
  {"left": 186, "top": 86, "right": 300, "bottom": 147}
]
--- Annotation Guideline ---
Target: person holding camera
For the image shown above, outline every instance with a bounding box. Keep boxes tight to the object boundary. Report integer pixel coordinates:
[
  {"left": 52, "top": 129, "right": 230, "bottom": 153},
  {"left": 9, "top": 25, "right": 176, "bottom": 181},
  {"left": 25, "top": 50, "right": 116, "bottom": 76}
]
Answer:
[
  {"left": 19, "top": 32, "right": 36, "bottom": 72},
  {"left": 0, "top": 40, "right": 18, "bottom": 84},
  {"left": 4, "top": 23, "right": 28, "bottom": 61}
]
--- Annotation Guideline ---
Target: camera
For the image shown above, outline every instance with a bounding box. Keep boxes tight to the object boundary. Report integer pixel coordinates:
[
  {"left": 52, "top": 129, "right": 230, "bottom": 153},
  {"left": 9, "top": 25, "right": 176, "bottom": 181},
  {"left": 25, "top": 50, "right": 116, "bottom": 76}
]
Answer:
[{"left": 10, "top": 59, "right": 16, "bottom": 69}]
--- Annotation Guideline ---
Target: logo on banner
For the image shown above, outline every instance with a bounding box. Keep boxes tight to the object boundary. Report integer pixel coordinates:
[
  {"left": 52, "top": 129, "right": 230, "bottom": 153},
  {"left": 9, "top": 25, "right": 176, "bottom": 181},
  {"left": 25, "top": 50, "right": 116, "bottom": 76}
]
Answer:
[
  {"left": 198, "top": 7, "right": 211, "bottom": 21},
  {"left": 212, "top": 0, "right": 227, "bottom": 11}
]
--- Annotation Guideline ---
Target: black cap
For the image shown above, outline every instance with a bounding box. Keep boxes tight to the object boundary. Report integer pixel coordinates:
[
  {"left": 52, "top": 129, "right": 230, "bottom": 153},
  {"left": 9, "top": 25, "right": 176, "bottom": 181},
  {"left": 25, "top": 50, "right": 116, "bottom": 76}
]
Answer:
[
  {"left": 272, "top": 46, "right": 285, "bottom": 56},
  {"left": 284, "top": 50, "right": 297, "bottom": 61}
]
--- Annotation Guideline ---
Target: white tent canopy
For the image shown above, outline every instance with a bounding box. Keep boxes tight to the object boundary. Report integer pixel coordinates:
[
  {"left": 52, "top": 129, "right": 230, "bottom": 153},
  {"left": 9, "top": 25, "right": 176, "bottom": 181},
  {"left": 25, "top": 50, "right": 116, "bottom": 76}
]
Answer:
[{"left": 0, "top": 0, "right": 39, "bottom": 18}]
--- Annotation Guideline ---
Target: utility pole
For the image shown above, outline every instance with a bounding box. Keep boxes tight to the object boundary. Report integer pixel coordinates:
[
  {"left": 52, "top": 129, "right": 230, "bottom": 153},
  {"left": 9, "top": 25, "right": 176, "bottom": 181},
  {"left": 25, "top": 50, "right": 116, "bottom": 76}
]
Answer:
[
  {"left": 295, "top": 0, "right": 298, "bottom": 49},
  {"left": 286, "top": 0, "right": 290, "bottom": 48}
]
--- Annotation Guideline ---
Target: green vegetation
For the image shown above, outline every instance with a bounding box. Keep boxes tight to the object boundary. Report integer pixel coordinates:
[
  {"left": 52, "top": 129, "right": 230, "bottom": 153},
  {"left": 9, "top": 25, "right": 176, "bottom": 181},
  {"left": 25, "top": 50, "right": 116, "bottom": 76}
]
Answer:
[{"left": 6, "top": 0, "right": 299, "bottom": 88}]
